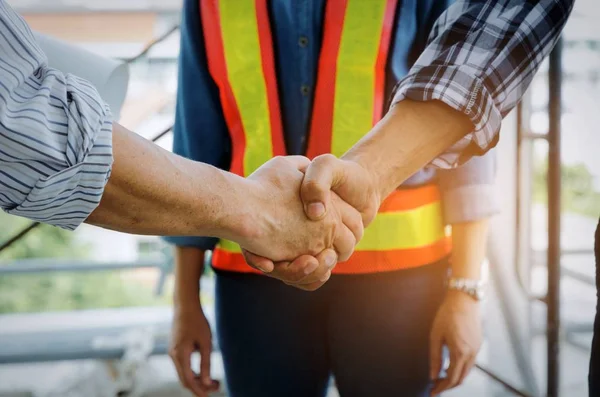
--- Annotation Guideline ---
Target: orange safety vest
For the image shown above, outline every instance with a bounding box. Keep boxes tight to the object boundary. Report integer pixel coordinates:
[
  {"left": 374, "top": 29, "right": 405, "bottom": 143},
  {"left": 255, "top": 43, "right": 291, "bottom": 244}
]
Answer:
[{"left": 200, "top": 0, "right": 451, "bottom": 274}]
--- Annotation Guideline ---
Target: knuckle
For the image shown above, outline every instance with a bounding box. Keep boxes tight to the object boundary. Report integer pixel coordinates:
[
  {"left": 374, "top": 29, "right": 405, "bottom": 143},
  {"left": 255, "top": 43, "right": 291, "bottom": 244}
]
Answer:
[
  {"left": 315, "top": 153, "right": 336, "bottom": 165},
  {"left": 283, "top": 270, "right": 305, "bottom": 284},
  {"left": 455, "top": 346, "right": 468, "bottom": 357},
  {"left": 301, "top": 178, "right": 325, "bottom": 195},
  {"left": 307, "top": 238, "right": 326, "bottom": 256},
  {"left": 272, "top": 155, "right": 285, "bottom": 164}
]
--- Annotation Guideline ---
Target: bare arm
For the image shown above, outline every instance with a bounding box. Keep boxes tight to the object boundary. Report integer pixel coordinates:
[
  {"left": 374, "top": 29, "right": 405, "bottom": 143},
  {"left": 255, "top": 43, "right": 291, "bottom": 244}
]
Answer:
[
  {"left": 300, "top": 100, "right": 472, "bottom": 225},
  {"left": 300, "top": 0, "right": 573, "bottom": 222},
  {"left": 173, "top": 246, "right": 206, "bottom": 311},
  {"left": 448, "top": 219, "right": 488, "bottom": 280},
  {"left": 87, "top": 124, "right": 361, "bottom": 266},
  {"left": 86, "top": 123, "right": 249, "bottom": 238}
]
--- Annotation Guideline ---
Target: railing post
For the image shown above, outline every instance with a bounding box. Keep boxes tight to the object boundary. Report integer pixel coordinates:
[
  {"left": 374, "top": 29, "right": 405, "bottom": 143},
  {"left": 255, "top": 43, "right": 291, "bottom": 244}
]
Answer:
[{"left": 547, "top": 37, "right": 563, "bottom": 397}]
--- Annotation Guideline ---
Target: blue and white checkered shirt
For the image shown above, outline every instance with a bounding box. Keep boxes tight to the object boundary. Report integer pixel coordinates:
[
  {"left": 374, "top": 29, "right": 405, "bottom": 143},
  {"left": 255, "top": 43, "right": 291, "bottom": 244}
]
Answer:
[{"left": 392, "top": 0, "right": 574, "bottom": 168}]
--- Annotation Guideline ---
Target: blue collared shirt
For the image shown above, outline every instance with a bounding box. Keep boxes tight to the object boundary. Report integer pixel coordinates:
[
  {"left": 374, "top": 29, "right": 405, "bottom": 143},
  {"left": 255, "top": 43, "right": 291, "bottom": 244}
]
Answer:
[{"left": 166, "top": 0, "right": 500, "bottom": 249}]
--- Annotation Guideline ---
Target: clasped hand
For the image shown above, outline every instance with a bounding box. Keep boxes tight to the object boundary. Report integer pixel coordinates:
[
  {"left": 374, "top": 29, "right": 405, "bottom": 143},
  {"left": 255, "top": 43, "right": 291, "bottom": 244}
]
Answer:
[{"left": 237, "top": 154, "right": 380, "bottom": 291}]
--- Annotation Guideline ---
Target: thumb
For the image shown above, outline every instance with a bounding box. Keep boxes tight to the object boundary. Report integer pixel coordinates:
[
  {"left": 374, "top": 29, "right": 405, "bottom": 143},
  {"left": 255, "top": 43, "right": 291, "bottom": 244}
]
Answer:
[
  {"left": 242, "top": 249, "right": 274, "bottom": 273},
  {"left": 301, "top": 154, "right": 345, "bottom": 220},
  {"left": 430, "top": 329, "right": 444, "bottom": 380}
]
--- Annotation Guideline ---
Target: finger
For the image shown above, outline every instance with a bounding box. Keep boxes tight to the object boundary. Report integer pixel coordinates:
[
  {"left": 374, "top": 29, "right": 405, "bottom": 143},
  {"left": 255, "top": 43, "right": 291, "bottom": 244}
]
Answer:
[
  {"left": 295, "top": 249, "right": 337, "bottom": 285},
  {"left": 278, "top": 249, "right": 336, "bottom": 286},
  {"left": 301, "top": 154, "right": 345, "bottom": 220},
  {"left": 334, "top": 193, "right": 364, "bottom": 243},
  {"left": 332, "top": 224, "right": 356, "bottom": 262},
  {"left": 198, "top": 340, "right": 213, "bottom": 388},
  {"left": 182, "top": 348, "right": 208, "bottom": 397},
  {"left": 197, "top": 342, "right": 220, "bottom": 393},
  {"left": 171, "top": 347, "right": 205, "bottom": 397},
  {"left": 170, "top": 353, "right": 188, "bottom": 390},
  {"left": 282, "top": 155, "right": 311, "bottom": 171},
  {"left": 429, "top": 331, "right": 444, "bottom": 381},
  {"left": 431, "top": 353, "right": 466, "bottom": 395},
  {"left": 241, "top": 249, "right": 275, "bottom": 273},
  {"left": 330, "top": 194, "right": 362, "bottom": 262},
  {"left": 283, "top": 249, "right": 336, "bottom": 291},
  {"left": 267, "top": 255, "right": 319, "bottom": 284},
  {"left": 458, "top": 354, "right": 477, "bottom": 386},
  {"left": 280, "top": 255, "right": 319, "bottom": 279},
  {"left": 288, "top": 270, "right": 330, "bottom": 291}
]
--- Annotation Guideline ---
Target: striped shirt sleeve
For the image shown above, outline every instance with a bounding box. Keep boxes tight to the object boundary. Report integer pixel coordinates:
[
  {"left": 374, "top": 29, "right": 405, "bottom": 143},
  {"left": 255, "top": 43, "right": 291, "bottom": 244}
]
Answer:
[
  {"left": 0, "top": 0, "right": 113, "bottom": 230},
  {"left": 392, "top": 0, "right": 574, "bottom": 168}
]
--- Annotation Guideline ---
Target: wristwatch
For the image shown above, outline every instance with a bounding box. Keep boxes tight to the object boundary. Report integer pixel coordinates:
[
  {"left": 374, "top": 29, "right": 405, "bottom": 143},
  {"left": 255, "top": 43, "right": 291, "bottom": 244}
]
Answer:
[{"left": 447, "top": 277, "right": 486, "bottom": 301}]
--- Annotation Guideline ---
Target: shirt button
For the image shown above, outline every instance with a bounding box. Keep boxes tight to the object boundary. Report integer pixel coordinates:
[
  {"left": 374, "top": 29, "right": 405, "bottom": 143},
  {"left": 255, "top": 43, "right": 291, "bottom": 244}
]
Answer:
[
  {"left": 300, "top": 85, "right": 311, "bottom": 96},
  {"left": 298, "top": 36, "right": 309, "bottom": 48}
]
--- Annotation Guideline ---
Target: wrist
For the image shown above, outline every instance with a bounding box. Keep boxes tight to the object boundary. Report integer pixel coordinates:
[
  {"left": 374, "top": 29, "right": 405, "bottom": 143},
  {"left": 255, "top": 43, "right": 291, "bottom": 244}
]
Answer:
[
  {"left": 342, "top": 106, "right": 407, "bottom": 201},
  {"left": 173, "top": 292, "right": 201, "bottom": 312},
  {"left": 191, "top": 167, "right": 260, "bottom": 243},
  {"left": 446, "top": 289, "right": 480, "bottom": 303},
  {"left": 447, "top": 276, "right": 486, "bottom": 302}
]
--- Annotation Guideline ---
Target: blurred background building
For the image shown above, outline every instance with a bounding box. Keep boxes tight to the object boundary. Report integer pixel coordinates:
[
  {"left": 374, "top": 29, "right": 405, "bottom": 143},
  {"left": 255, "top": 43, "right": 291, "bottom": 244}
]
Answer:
[{"left": 0, "top": 0, "right": 598, "bottom": 396}]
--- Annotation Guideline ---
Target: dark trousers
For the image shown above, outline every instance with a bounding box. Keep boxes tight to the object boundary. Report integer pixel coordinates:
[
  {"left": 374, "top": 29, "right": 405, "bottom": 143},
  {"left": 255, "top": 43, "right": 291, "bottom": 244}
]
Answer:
[
  {"left": 214, "top": 260, "right": 448, "bottom": 397},
  {"left": 590, "top": 218, "right": 600, "bottom": 396}
]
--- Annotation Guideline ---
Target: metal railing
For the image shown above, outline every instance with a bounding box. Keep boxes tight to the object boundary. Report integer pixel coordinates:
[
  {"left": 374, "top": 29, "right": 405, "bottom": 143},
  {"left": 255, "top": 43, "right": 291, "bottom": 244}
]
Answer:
[
  {"left": 0, "top": 26, "right": 585, "bottom": 397},
  {"left": 0, "top": 254, "right": 176, "bottom": 365}
]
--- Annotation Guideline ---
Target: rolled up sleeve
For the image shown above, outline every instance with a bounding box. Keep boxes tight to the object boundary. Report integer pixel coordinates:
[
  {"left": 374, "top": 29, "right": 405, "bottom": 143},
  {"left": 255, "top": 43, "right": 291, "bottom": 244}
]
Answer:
[
  {"left": 437, "top": 150, "right": 500, "bottom": 224},
  {"left": 0, "top": 0, "right": 113, "bottom": 230},
  {"left": 392, "top": 0, "right": 574, "bottom": 168}
]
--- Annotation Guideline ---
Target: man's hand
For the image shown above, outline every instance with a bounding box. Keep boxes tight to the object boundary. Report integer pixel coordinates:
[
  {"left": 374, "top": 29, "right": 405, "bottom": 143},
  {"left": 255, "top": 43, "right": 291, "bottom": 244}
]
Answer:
[
  {"left": 429, "top": 291, "right": 482, "bottom": 396},
  {"left": 169, "top": 306, "right": 220, "bottom": 397},
  {"left": 238, "top": 156, "right": 363, "bottom": 263},
  {"left": 242, "top": 248, "right": 337, "bottom": 291},
  {"left": 301, "top": 154, "right": 381, "bottom": 226},
  {"left": 241, "top": 155, "right": 374, "bottom": 290}
]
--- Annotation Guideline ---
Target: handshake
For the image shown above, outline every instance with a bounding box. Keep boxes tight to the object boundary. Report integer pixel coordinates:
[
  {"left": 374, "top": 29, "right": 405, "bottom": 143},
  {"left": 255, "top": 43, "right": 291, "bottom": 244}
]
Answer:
[{"left": 230, "top": 154, "right": 382, "bottom": 291}]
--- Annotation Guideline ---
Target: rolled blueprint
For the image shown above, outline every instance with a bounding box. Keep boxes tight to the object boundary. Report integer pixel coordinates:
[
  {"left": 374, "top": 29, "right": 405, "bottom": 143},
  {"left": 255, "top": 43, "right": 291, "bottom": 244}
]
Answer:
[{"left": 33, "top": 32, "right": 129, "bottom": 120}]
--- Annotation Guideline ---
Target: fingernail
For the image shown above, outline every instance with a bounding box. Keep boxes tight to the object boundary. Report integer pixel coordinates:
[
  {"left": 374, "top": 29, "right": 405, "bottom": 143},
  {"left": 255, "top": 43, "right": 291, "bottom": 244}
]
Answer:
[
  {"left": 320, "top": 270, "right": 331, "bottom": 282},
  {"left": 303, "top": 261, "right": 319, "bottom": 275},
  {"left": 325, "top": 252, "right": 337, "bottom": 268},
  {"left": 307, "top": 202, "right": 325, "bottom": 218}
]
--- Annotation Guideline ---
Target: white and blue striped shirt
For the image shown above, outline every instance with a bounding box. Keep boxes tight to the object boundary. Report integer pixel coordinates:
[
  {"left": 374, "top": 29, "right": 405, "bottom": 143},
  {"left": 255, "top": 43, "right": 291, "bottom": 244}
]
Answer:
[{"left": 0, "top": 0, "right": 113, "bottom": 230}]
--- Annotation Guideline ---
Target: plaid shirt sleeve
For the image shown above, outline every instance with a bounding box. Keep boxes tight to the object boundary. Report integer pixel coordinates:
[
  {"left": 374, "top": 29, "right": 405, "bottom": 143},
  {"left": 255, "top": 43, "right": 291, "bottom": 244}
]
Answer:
[{"left": 392, "top": 0, "right": 574, "bottom": 168}]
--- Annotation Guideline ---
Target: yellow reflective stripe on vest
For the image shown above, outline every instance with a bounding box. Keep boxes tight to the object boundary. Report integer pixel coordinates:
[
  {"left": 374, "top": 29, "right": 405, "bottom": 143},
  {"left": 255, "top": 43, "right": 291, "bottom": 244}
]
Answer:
[
  {"left": 355, "top": 202, "right": 446, "bottom": 251},
  {"left": 331, "top": 1, "right": 388, "bottom": 157},
  {"left": 219, "top": 238, "right": 242, "bottom": 254},
  {"left": 220, "top": 0, "right": 273, "bottom": 176},
  {"left": 217, "top": 200, "right": 445, "bottom": 254}
]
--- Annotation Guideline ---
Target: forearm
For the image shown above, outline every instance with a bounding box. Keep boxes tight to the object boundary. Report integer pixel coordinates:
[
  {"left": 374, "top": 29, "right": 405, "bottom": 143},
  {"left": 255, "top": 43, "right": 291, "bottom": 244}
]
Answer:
[
  {"left": 449, "top": 219, "right": 489, "bottom": 279},
  {"left": 173, "top": 246, "right": 205, "bottom": 310},
  {"left": 342, "top": 99, "right": 472, "bottom": 201},
  {"left": 87, "top": 123, "right": 251, "bottom": 239},
  {"left": 391, "top": 0, "right": 573, "bottom": 168}
]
